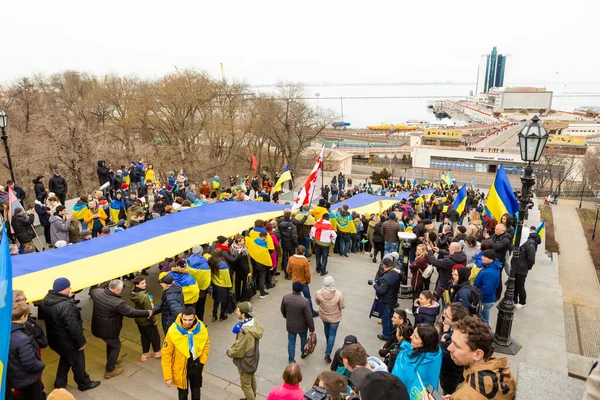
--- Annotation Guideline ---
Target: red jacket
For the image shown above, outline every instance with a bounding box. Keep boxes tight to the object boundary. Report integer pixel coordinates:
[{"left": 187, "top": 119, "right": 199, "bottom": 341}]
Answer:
[{"left": 410, "top": 256, "right": 428, "bottom": 289}]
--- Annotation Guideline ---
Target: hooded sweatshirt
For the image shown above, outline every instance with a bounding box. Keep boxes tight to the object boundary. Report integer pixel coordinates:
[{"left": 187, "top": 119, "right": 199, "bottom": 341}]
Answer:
[
  {"left": 226, "top": 318, "right": 264, "bottom": 374},
  {"left": 474, "top": 259, "right": 502, "bottom": 303},
  {"left": 451, "top": 357, "right": 516, "bottom": 400},
  {"left": 392, "top": 341, "right": 442, "bottom": 399},
  {"left": 315, "top": 287, "right": 345, "bottom": 323}
]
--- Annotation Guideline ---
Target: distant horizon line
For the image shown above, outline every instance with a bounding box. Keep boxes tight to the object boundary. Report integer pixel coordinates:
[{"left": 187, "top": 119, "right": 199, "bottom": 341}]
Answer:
[{"left": 249, "top": 81, "right": 600, "bottom": 88}]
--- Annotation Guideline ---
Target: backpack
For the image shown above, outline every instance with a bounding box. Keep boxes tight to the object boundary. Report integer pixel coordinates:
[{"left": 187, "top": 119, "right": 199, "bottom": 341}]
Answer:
[
  {"left": 467, "top": 285, "right": 483, "bottom": 315},
  {"left": 129, "top": 167, "right": 141, "bottom": 181},
  {"left": 407, "top": 207, "right": 414, "bottom": 217}
]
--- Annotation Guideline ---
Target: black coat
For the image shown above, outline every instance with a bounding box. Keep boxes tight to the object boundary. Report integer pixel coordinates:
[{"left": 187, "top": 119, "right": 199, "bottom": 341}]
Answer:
[
  {"left": 23, "top": 316, "right": 48, "bottom": 350},
  {"left": 49, "top": 175, "right": 68, "bottom": 195},
  {"left": 428, "top": 250, "right": 467, "bottom": 291},
  {"left": 278, "top": 217, "right": 298, "bottom": 250},
  {"left": 152, "top": 283, "right": 184, "bottom": 332},
  {"left": 11, "top": 213, "right": 35, "bottom": 244},
  {"left": 11, "top": 185, "right": 26, "bottom": 202},
  {"left": 91, "top": 287, "right": 149, "bottom": 339},
  {"left": 34, "top": 202, "right": 51, "bottom": 227},
  {"left": 8, "top": 323, "right": 45, "bottom": 389},
  {"left": 112, "top": 175, "right": 124, "bottom": 192},
  {"left": 490, "top": 232, "right": 512, "bottom": 264},
  {"left": 373, "top": 222, "right": 384, "bottom": 244},
  {"left": 38, "top": 291, "right": 85, "bottom": 353},
  {"left": 440, "top": 327, "right": 464, "bottom": 393},
  {"left": 230, "top": 251, "right": 251, "bottom": 277},
  {"left": 374, "top": 268, "right": 401, "bottom": 306},
  {"left": 516, "top": 238, "right": 536, "bottom": 276},
  {"left": 97, "top": 160, "right": 110, "bottom": 186},
  {"left": 33, "top": 179, "right": 46, "bottom": 201}
]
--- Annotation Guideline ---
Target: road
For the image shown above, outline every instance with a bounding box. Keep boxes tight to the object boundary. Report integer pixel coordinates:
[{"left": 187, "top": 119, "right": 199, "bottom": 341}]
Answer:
[{"left": 474, "top": 123, "right": 524, "bottom": 149}]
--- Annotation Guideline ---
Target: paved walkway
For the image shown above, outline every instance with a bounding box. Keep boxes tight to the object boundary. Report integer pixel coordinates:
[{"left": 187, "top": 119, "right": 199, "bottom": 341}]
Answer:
[{"left": 552, "top": 200, "right": 600, "bottom": 362}]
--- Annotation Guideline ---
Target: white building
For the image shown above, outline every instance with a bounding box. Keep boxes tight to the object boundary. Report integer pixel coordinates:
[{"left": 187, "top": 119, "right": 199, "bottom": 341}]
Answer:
[{"left": 562, "top": 124, "right": 600, "bottom": 137}]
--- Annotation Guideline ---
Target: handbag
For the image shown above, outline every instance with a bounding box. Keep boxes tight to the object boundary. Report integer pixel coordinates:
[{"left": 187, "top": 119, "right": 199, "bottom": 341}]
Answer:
[
  {"left": 369, "top": 298, "right": 385, "bottom": 319},
  {"left": 242, "top": 277, "right": 257, "bottom": 300},
  {"left": 304, "top": 332, "right": 317, "bottom": 356},
  {"left": 225, "top": 292, "right": 238, "bottom": 314},
  {"left": 421, "top": 264, "right": 435, "bottom": 279}
]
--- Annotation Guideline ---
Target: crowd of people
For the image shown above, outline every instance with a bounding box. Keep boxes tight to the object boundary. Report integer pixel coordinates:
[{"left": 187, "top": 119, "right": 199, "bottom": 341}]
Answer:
[{"left": 4, "top": 158, "right": 575, "bottom": 400}]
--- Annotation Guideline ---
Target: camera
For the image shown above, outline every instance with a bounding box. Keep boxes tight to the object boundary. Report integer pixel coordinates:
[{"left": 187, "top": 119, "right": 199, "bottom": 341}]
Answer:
[
  {"left": 367, "top": 280, "right": 374, "bottom": 285},
  {"left": 304, "top": 386, "right": 347, "bottom": 400}
]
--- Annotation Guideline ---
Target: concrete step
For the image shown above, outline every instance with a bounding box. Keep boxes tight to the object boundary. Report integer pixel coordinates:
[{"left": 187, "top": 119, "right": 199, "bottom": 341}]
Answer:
[
  {"left": 516, "top": 363, "right": 586, "bottom": 400},
  {"left": 567, "top": 353, "right": 597, "bottom": 380}
]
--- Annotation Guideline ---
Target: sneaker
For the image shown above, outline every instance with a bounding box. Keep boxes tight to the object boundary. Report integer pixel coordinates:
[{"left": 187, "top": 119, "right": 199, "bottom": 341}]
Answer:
[
  {"left": 515, "top": 304, "right": 526, "bottom": 309},
  {"left": 260, "top": 292, "right": 270, "bottom": 299},
  {"left": 325, "top": 354, "right": 332, "bottom": 363},
  {"left": 140, "top": 353, "right": 152, "bottom": 362},
  {"left": 104, "top": 367, "right": 124, "bottom": 379},
  {"left": 154, "top": 351, "right": 162, "bottom": 358},
  {"left": 405, "top": 308, "right": 413, "bottom": 315}
]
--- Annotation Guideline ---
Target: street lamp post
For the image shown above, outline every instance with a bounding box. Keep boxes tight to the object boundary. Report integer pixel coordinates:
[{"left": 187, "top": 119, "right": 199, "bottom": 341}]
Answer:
[
  {"left": 0, "top": 109, "right": 15, "bottom": 183},
  {"left": 494, "top": 115, "right": 548, "bottom": 355},
  {"left": 593, "top": 203, "right": 600, "bottom": 240}
]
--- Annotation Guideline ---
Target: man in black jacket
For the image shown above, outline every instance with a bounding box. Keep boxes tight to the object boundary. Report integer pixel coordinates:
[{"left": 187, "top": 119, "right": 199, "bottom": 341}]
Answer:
[
  {"left": 97, "top": 160, "right": 111, "bottom": 187},
  {"left": 373, "top": 258, "right": 401, "bottom": 341},
  {"left": 11, "top": 207, "right": 36, "bottom": 249},
  {"left": 514, "top": 233, "right": 538, "bottom": 308},
  {"left": 48, "top": 169, "right": 68, "bottom": 205},
  {"left": 428, "top": 242, "right": 467, "bottom": 299},
  {"left": 152, "top": 274, "right": 185, "bottom": 334},
  {"left": 91, "top": 279, "right": 151, "bottom": 379},
  {"left": 128, "top": 161, "right": 143, "bottom": 195},
  {"left": 279, "top": 208, "right": 298, "bottom": 279},
  {"left": 7, "top": 180, "right": 26, "bottom": 203},
  {"left": 38, "top": 277, "right": 100, "bottom": 391},
  {"left": 33, "top": 175, "right": 46, "bottom": 202}
]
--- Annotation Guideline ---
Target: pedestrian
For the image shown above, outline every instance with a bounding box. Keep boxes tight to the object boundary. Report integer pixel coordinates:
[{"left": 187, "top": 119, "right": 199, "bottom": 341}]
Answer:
[
  {"left": 208, "top": 247, "right": 233, "bottom": 322},
  {"left": 186, "top": 245, "right": 212, "bottom": 321},
  {"left": 97, "top": 160, "right": 110, "bottom": 187},
  {"left": 483, "top": 223, "right": 511, "bottom": 300},
  {"left": 226, "top": 302, "right": 264, "bottom": 400},
  {"left": 38, "top": 278, "right": 100, "bottom": 391},
  {"left": 439, "top": 303, "right": 469, "bottom": 395},
  {"left": 293, "top": 204, "right": 316, "bottom": 258},
  {"left": 335, "top": 205, "right": 356, "bottom": 257},
  {"left": 315, "top": 276, "right": 345, "bottom": 364},
  {"left": 372, "top": 215, "right": 386, "bottom": 263},
  {"left": 130, "top": 276, "right": 162, "bottom": 361},
  {"left": 379, "top": 309, "right": 413, "bottom": 372},
  {"left": 34, "top": 195, "right": 52, "bottom": 246},
  {"left": 152, "top": 274, "right": 184, "bottom": 334},
  {"left": 474, "top": 249, "right": 502, "bottom": 326},
  {"left": 449, "top": 267, "right": 477, "bottom": 313},
  {"left": 83, "top": 200, "right": 107, "bottom": 238},
  {"left": 230, "top": 235, "right": 252, "bottom": 300},
  {"left": 427, "top": 242, "right": 467, "bottom": 303},
  {"left": 48, "top": 169, "right": 68, "bottom": 205},
  {"left": 33, "top": 175, "right": 47, "bottom": 202},
  {"left": 11, "top": 207, "right": 36, "bottom": 250},
  {"left": 169, "top": 259, "right": 200, "bottom": 308},
  {"left": 382, "top": 212, "right": 403, "bottom": 255},
  {"left": 49, "top": 205, "right": 73, "bottom": 247},
  {"left": 162, "top": 307, "right": 210, "bottom": 400},
  {"left": 266, "top": 363, "right": 305, "bottom": 400},
  {"left": 358, "top": 371, "right": 410, "bottom": 400},
  {"left": 373, "top": 257, "right": 401, "bottom": 341},
  {"left": 287, "top": 245, "right": 318, "bottom": 316},
  {"left": 279, "top": 209, "right": 299, "bottom": 279},
  {"left": 90, "top": 279, "right": 152, "bottom": 379},
  {"left": 247, "top": 229, "right": 274, "bottom": 299},
  {"left": 310, "top": 213, "right": 337, "bottom": 276},
  {"left": 7, "top": 302, "right": 46, "bottom": 400},
  {"left": 514, "top": 229, "right": 538, "bottom": 309},
  {"left": 281, "top": 282, "right": 315, "bottom": 363},
  {"left": 448, "top": 316, "right": 516, "bottom": 399},
  {"left": 408, "top": 244, "right": 428, "bottom": 313},
  {"left": 340, "top": 344, "right": 391, "bottom": 395}
]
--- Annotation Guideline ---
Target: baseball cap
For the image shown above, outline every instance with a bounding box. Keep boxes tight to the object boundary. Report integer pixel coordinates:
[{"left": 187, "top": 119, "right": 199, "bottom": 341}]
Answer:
[
  {"left": 159, "top": 274, "right": 174, "bottom": 284},
  {"left": 344, "top": 335, "right": 358, "bottom": 345},
  {"left": 237, "top": 301, "right": 255, "bottom": 317},
  {"left": 359, "top": 371, "right": 409, "bottom": 400}
]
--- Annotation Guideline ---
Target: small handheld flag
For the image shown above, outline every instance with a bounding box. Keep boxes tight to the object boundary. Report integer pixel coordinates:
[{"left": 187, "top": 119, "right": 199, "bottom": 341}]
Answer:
[
  {"left": 273, "top": 165, "right": 292, "bottom": 192},
  {"left": 452, "top": 184, "right": 468, "bottom": 215},
  {"left": 536, "top": 218, "right": 546, "bottom": 240}
]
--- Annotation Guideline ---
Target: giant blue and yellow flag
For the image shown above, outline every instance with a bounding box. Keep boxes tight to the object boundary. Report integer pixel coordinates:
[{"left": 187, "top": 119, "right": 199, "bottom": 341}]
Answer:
[
  {"left": 0, "top": 228, "right": 13, "bottom": 398},
  {"left": 536, "top": 218, "right": 546, "bottom": 241},
  {"left": 452, "top": 184, "right": 468, "bottom": 215},
  {"left": 486, "top": 165, "right": 519, "bottom": 221},
  {"left": 273, "top": 165, "right": 292, "bottom": 192}
]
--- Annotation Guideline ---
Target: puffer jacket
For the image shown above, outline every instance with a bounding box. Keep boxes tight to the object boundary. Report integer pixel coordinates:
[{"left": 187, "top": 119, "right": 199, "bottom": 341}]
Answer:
[
  {"left": 315, "top": 287, "right": 345, "bottom": 323},
  {"left": 8, "top": 323, "right": 45, "bottom": 389},
  {"left": 34, "top": 201, "right": 51, "bottom": 227},
  {"left": 130, "top": 288, "right": 157, "bottom": 327},
  {"left": 278, "top": 217, "right": 298, "bottom": 250},
  {"left": 382, "top": 219, "right": 402, "bottom": 243},
  {"left": 38, "top": 290, "right": 86, "bottom": 353},
  {"left": 91, "top": 287, "right": 149, "bottom": 339},
  {"left": 293, "top": 212, "right": 315, "bottom": 238},
  {"left": 152, "top": 283, "right": 184, "bottom": 333},
  {"left": 49, "top": 215, "right": 70, "bottom": 245},
  {"left": 227, "top": 318, "right": 264, "bottom": 374},
  {"left": 374, "top": 268, "right": 401, "bottom": 307},
  {"left": 162, "top": 314, "right": 210, "bottom": 390},
  {"left": 474, "top": 259, "right": 502, "bottom": 303},
  {"left": 33, "top": 178, "right": 46, "bottom": 201},
  {"left": 97, "top": 160, "right": 110, "bottom": 186},
  {"left": 414, "top": 301, "right": 440, "bottom": 325},
  {"left": 12, "top": 213, "right": 35, "bottom": 244}
]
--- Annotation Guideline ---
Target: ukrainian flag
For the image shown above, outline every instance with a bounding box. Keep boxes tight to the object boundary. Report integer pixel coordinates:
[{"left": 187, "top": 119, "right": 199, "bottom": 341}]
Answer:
[
  {"left": 0, "top": 228, "right": 12, "bottom": 398},
  {"left": 471, "top": 179, "right": 476, "bottom": 189},
  {"left": 424, "top": 179, "right": 430, "bottom": 185},
  {"left": 536, "top": 218, "right": 546, "bottom": 240},
  {"left": 452, "top": 184, "right": 468, "bottom": 215},
  {"left": 486, "top": 165, "right": 519, "bottom": 221},
  {"left": 444, "top": 172, "right": 453, "bottom": 187},
  {"left": 273, "top": 165, "right": 292, "bottom": 192}
]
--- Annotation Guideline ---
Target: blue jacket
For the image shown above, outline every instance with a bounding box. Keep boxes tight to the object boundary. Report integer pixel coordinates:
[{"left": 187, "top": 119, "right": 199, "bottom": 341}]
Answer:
[
  {"left": 392, "top": 341, "right": 442, "bottom": 399},
  {"left": 374, "top": 269, "right": 401, "bottom": 307},
  {"left": 474, "top": 259, "right": 502, "bottom": 303},
  {"left": 152, "top": 283, "right": 184, "bottom": 332},
  {"left": 8, "top": 323, "right": 45, "bottom": 389},
  {"left": 414, "top": 302, "right": 440, "bottom": 325}
]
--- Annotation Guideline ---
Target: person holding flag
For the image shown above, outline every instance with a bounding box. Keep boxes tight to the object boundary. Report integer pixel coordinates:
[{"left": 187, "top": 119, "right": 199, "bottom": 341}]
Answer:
[
  {"left": 486, "top": 165, "right": 519, "bottom": 222},
  {"left": 273, "top": 165, "right": 292, "bottom": 193}
]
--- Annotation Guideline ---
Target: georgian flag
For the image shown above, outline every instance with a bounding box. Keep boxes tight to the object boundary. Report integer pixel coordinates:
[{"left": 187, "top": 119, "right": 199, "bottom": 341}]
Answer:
[{"left": 292, "top": 145, "right": 324, "bottom": 211}]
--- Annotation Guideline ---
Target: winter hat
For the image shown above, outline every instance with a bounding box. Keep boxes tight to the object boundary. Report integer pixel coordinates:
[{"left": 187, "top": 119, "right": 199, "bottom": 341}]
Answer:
[
  {"left": 359, "top": 371, "right": 409, "bottom": 400},
  {"left": 292, "top": 282, "right": 303, "bottom": 293},
  {"left": 101, "top": 226, "right": 111, "bottom": 235},
  {"left": 217, "top": 235, "right": 228, "bottom": 244},
  {"left": 482, "top": 249, "right": 497, "bottom": 260},
  {"left": 318, "top": 198, "right": 326, "bottom": 206},
  {"left": 323, "top": 276, "right": 335, "bottom": 289},
  {"left": 176, "top": 258, "right": 186, "bottom": 267},
  {"left": 388, "top": 212, "right": 397, "bottom": 220},
  {"left": 422, "top": 219, "right": 433, "bottom": 225},
  {"left": 13, "top": 207, "right": 23, "bottom": 214},
  {"left": 417, "top": 212, "right": 426, "bottom": 220},
  {"left": 265, "top": 223, "right": 273, "bottom": 232},
  {"left": 54, "top": 240, "right": 68, "bottom": 248},
  {"left": 53, "top": 277, "right": 71, "bottom": 293},
  {"left": 456, "top": 267, "right": 471, "bottom": 284},
  {"left": 237, "top": 301, "right": 255, "bottom": 317},
  {"left": 121, "top": 183, "right": 128, "bottom": 190},
  {"left": 192, "top": 245, "right": 203, "bottom": 255}
]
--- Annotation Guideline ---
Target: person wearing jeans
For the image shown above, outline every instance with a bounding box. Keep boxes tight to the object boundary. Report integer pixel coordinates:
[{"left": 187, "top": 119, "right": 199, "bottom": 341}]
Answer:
[
  {"left": 315, "top": 244, "right": 330, "bottom": 274},
  {"left": 338, "top": 233, "right": 351, "bottom": 257},
  {"left": 310, "top": 213, "right": 337, "bottom": 276},
  {"left": 281, "top": 282, "right": 315, "bottom": 363},
  {"left": 384, "top": 241, "right": 399, "bottom": 255},
  {"left": 372, "top": 258, "right": 401, "bottom": 340},
  {"left": 316, "top": 276, "right": 345, "bottom": 363},
  {"left": 474, "top": 249, "right": 502, "bottom": 326},
  {"left": 381, "top": 212, "right": 403, "bottom": 256}
]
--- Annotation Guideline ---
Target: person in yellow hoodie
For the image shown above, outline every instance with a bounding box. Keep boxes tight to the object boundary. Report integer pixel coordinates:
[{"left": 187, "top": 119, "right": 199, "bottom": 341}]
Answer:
[
  {"left": 162, "top": 308, "right": 210, "bottom": 400},
  {"left": 83, "top": 200, "right": 107, "bottom": 238},
  {"left": 311, "top": 198, "right": 328, "bottom": 222},
  {"left": 448, "top": 316, "right": 516, "bottom": 399}
]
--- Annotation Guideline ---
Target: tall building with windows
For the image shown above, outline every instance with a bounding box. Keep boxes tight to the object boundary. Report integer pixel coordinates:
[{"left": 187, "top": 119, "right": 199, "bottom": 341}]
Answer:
[{"left": 476, "top": 47, "right": 511, "bottom": 94}]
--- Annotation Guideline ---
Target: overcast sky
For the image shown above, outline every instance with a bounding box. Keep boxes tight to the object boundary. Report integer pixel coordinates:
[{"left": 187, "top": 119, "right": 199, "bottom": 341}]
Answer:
[{"left": 2, "top": 0, "right": 599, "bottom": 87}]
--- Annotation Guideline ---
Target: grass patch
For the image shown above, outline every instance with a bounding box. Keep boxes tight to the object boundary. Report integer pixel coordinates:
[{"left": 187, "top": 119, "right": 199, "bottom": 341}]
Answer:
[
  {"left": 576, "top": 208, "right": 600, "bottom": 275},
  {"left": 539, "top": 205, "right": 560, "bottom": 254}
]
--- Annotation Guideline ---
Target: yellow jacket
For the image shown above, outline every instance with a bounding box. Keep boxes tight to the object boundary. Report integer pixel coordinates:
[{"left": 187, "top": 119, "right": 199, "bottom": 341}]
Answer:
[
  {"left": 162, "top": 314, "right": 210, "bottom": 390},
  {"left": 83, "top": 207, "right": 107, "bottom": 228},
  {"left": 311, "top": 206, "right": 328, "bottom": 222},
  {"left": 145, "top": 169, "right": 155, "bottom": 182}
]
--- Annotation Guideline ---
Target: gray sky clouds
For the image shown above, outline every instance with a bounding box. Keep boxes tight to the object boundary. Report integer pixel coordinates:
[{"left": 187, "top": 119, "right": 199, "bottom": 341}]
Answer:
[{"left": 2, "top": 0, "right": 599, "bottom": 86}]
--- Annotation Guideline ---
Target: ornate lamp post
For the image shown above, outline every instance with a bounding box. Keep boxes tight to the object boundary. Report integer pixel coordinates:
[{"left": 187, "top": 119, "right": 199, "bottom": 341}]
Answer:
[
  {"left": 494, "top": 115, "right": 548, "bottom": 354},
  {"left": 0, "top": 109, "right": 15, "bottom": 183}
]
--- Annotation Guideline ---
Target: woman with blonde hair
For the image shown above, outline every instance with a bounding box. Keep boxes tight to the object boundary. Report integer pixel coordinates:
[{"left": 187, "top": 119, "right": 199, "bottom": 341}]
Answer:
[{"left": 466, "top": 211, "right": 483, "bottom": 239}]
